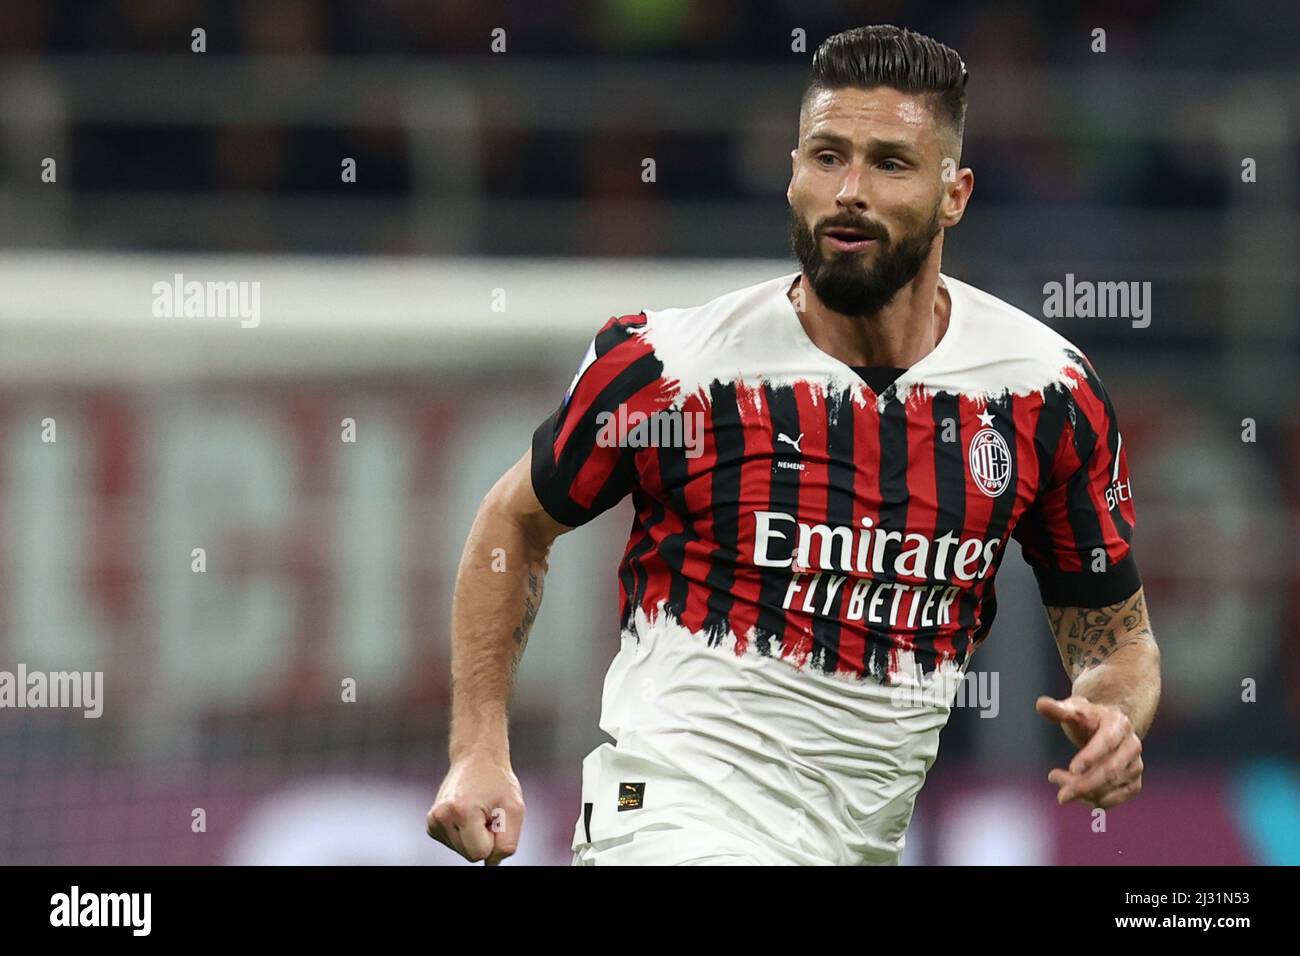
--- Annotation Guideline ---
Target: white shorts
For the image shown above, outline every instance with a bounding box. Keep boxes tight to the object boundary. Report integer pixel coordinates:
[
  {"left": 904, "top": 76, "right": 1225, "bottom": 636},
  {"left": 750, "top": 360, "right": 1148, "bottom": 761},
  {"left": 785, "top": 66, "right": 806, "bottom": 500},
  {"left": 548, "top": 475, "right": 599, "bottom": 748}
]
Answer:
[
  {"left": 571, "top": 820, "right": 812, "bottom": 865},
  {"left": 568, "top": 741, "right": 893, "bottom": 866}
]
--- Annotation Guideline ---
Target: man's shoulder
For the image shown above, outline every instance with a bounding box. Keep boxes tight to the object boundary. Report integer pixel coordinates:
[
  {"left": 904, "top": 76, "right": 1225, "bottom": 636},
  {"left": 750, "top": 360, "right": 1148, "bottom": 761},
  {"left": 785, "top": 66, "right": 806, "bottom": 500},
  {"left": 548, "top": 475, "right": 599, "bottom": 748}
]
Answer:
[
  {"left": 593, "top": 270, "right": 793, "bottom": 362},
  {"left": 632, "top": 270, "right": 809, "bottom": 401},
  {"left": 639, "top": 270, "right": 796, "bottom": 329},
  {"left": 944, "top": 273, "right": 1086, "bottom": 360},
  {"left": 937, "top": 273, "right": 1096, "bottom": 403}
]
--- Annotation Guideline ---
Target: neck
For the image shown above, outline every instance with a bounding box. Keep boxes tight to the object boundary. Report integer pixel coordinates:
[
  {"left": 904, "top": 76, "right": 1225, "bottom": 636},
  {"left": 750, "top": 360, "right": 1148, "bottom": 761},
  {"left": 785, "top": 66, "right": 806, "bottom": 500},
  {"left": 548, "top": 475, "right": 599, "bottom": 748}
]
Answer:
[{"left": 791, "top": 240, "right": 950, "bottom": 368}]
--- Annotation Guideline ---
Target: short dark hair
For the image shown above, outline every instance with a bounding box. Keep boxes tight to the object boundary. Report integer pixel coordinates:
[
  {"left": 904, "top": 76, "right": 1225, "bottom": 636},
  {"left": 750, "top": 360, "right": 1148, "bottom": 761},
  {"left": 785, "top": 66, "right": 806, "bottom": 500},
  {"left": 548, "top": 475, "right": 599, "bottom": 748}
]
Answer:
[{"left": 801, "top": 25, "right": 968, "bottom": 146}]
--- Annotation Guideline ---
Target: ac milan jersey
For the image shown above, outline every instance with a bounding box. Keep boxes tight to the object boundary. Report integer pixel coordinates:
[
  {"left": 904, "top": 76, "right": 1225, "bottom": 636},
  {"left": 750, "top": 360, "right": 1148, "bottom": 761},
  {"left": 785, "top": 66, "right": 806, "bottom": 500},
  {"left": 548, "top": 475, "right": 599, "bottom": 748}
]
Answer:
[{"left": 532, "top": 270, "right": 1141, "bottom": 864}]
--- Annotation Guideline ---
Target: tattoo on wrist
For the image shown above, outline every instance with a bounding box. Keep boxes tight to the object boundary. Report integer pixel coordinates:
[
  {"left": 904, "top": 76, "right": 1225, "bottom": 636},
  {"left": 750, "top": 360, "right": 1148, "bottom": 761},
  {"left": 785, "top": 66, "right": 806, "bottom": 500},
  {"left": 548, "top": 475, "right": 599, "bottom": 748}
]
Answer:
[{"left": 1048, "top": 590, "right": 1154, "bottom": 680}]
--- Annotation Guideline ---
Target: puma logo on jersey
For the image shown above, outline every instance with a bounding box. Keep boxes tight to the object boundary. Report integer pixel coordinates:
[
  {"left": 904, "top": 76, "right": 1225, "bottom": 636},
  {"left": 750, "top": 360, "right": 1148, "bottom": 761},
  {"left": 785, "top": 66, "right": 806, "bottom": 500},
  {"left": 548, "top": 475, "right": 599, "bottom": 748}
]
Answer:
[{"left": 777, "top": 432, "right": 803, "bottom": 453}]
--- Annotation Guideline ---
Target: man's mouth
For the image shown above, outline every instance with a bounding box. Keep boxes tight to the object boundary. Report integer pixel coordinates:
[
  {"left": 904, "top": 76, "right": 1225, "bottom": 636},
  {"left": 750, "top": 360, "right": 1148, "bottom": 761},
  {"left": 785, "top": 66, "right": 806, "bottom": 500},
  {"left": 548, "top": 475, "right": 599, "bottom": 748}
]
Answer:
[{"left": 822, "top": 226, "right": 877, "bottom": 252}]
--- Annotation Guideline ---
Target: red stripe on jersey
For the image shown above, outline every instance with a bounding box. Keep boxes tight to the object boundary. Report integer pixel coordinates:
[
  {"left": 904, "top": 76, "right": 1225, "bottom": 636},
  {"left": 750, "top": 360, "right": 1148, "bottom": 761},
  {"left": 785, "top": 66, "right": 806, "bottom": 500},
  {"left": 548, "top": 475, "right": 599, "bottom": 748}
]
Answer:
[
  {"left": 886, "top": 393, "right": 940, "bottom": 660},
  {"left": 726, "top": 382, "right": 774, "bottom": 655},
  {"left": 630, "top": 442, "right": 677, "bottom": 627},
  {"left": 903, "top": 394, "right": 940, "bottom": 573},
  {"left": 566, "top": 375, "right": 675, "bottom": 513},
  {"left": 1040, "top": 423, "right": 1090, "bottom": 572},
  {"left": 1071, "top": 380, "right": 1133, "bottom": 562},
  {"left": 1010, "top": 391, "right": 1049, "bottom": 512},
  {"left": 953, "top": 391, "right": 1049, "bottom": 657},
  {"left": 836, "top": 391, "right": 882, "bottom": 676},
  {"left": 675, "top": 393, "right": 721, "bottom": 634},
  {"left": 553, "top": 324, "right": 655, "bottom": 455}
]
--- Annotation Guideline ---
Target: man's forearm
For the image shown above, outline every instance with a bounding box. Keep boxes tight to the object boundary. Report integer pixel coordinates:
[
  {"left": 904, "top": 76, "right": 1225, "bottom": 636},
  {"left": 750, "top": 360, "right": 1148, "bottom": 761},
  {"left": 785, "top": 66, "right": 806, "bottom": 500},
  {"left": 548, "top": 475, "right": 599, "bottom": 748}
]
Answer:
[
  {"left": 1048, "top": 588, "right": 1162, "bottom": 738},
  {"left": 1070, "top": 638, "right": 1161, "bottom": 738},
  {"left": 447, "top": 500, "right": 551, "bottom": 763}
]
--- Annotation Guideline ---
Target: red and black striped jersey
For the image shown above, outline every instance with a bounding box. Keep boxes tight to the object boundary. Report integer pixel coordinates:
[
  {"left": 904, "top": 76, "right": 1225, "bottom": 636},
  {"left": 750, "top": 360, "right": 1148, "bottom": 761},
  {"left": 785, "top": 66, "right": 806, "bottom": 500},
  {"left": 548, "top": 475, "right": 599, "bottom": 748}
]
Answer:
[
  {"left": 538, "top": 270, "right": 1142, "bottom": 861},
  {"left": 533, "top": 271, "right": 1139, "bottom": 687}
]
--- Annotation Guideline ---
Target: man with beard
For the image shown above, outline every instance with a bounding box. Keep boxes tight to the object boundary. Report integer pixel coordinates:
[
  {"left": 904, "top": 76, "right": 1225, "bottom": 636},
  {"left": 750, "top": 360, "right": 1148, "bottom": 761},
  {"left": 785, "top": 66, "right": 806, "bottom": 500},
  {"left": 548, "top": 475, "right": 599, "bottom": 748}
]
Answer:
[{"left": 427, "top": 24, "right": 1161, "bottom": 866}]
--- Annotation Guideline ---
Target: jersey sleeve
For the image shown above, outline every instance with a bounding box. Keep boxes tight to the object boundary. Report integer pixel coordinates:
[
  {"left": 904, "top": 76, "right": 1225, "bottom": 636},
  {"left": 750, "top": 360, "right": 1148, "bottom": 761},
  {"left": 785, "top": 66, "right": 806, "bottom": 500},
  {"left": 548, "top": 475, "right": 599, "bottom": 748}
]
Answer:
[
  {"left": 1012, "top": 351, "right": 1142, "bottom": 607},
  {"left": 530, "top": 313, "right": 663, "bottom": 528}
]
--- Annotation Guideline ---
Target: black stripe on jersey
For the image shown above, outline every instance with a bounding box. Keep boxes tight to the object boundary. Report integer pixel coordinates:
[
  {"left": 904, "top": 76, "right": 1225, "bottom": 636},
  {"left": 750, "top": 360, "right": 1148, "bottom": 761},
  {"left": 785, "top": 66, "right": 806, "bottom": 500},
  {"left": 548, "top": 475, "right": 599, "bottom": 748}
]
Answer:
[
  {"left": 1021, "top": 377, "right": 1143, "bottom": 608},
  {"left": 873, "top": 390, "right": 911, "bottom": 676},
  {"left": 929, "top": 392, "right": 971, "bottom": 661},
  {"left": 1061, "top": 349, "right": 1131, "bottom": 547},
  {"left": 810, "top": 388, "right": 856, "bottom": 674},
  {"left": 1016, "top": 385, "right": 1071, "bottom": 571},
  {"left": 1032, "top": 551, "right": 1142, "bottom": 607},
  {"left": 702, "top": 383, "right": 743, "bottom": 646},
  {"left": 625, "top": 490, "right": 668, "bottom": 639},
  {"left": 968, "top": 392, "right": 1023, "bottom": 656},
  {"left": 754, "top": 383, "right": 801, "bottom": 660},
  {"left": 594, "top": 314, "right": 645, "bottom": 357},
  {"left": 1062, "top": 389, "right": 1110, "bottom": 569},
  {"left": 1076, "top": 358, "right": 1134, "bottom": 542},
  {"left": 619, "top": 488, "right": 653, "bottom": 632},
  {"left": 1031, "top": 386, "right": 1071, "bottom": 497},
  {"left": 656, "top": 436, "right": 693, "bottom": 622},
  {"left": 531, "top": 350, "right": 663, "bottom": 528}
]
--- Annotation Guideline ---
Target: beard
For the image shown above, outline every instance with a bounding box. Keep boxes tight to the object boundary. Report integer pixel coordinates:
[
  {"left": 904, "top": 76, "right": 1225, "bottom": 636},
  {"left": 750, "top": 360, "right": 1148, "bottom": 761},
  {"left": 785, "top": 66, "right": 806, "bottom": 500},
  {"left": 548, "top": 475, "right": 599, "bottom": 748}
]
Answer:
[{"left": 789, "top": 203, "right": 941, "bottom": 318}]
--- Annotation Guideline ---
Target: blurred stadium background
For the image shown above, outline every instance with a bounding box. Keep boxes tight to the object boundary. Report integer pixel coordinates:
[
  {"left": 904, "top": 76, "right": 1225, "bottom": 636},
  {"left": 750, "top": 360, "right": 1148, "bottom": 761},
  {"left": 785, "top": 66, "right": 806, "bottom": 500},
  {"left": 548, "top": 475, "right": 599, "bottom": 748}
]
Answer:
[{"left": 0, "top": 0, "right": 1296, "bottom": 865}]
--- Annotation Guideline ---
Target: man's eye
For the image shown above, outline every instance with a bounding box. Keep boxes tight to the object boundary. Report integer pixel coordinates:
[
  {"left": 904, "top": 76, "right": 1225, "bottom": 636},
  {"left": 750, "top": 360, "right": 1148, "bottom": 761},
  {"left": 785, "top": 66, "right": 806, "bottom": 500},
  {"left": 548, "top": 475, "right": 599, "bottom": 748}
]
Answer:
[
  {"left": 879, "top": 159, "right": 903, "bottom": 172},
  {"left": 816, "top": 153, "right": 838, "bottom": 166}
]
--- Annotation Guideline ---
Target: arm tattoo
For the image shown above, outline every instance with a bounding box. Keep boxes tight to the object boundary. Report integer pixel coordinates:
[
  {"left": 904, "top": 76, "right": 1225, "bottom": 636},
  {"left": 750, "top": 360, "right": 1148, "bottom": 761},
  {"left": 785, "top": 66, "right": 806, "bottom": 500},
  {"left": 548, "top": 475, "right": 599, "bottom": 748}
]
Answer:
[
  {"left": 510, "top": 569, "right": 544, "bottom": 672},
  {"left": 1047, "top": 589, "right": 1155, "bottom": 681}
]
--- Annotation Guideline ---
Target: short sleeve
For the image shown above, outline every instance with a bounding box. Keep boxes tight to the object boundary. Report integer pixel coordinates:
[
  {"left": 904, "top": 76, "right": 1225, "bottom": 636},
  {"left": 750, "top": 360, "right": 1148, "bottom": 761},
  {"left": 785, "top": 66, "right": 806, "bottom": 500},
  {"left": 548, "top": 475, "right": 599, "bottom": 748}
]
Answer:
[
  {"left": 1012, "top": 352, "right": 1142, "bottom": 607},
  {"left": 530, "top": 313, "right": 663, "bottom": 528}
]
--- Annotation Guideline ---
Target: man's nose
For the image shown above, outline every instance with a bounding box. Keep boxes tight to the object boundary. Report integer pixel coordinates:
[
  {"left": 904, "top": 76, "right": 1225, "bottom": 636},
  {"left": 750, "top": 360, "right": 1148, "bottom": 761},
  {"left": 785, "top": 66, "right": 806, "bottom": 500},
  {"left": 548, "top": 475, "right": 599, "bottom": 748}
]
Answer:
[{"left": 835, "top": 163, "right": 869, "bottom": 211}]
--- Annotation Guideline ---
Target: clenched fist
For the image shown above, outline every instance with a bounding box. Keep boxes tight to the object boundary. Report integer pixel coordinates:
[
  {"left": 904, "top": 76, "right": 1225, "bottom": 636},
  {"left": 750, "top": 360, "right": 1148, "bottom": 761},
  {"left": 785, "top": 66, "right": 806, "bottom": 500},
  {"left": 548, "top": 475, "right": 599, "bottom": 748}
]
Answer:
[{"left": 427, "top": 751, "right": 526, "bottom": 865}]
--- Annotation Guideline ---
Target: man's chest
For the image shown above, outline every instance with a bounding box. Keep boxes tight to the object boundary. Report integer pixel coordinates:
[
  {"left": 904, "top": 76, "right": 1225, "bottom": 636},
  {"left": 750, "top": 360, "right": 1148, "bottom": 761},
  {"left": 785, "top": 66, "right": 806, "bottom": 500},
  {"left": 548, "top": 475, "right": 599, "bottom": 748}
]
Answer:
[{"left": 638, "top": 380, "right": 1043, "bottom": 533}]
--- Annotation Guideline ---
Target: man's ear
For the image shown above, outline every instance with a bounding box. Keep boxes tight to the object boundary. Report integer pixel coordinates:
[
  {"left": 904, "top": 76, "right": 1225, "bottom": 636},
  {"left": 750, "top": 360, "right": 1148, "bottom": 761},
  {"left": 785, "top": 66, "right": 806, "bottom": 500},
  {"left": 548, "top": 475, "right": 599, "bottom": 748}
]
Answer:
[
  {"left": 939, "top": 166, "right": 974, "bottom": 228},
  {"left": 787, "top": 149, "right": 797, "bottom": 205}
]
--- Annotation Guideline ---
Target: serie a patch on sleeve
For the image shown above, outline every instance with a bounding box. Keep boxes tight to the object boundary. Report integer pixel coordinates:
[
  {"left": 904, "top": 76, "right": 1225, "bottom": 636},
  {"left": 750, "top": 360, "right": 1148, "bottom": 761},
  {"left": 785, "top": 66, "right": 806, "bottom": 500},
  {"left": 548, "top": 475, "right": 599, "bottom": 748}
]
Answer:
[{"left": 617, "top": 781, "right": 645, "bottom": 811}]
